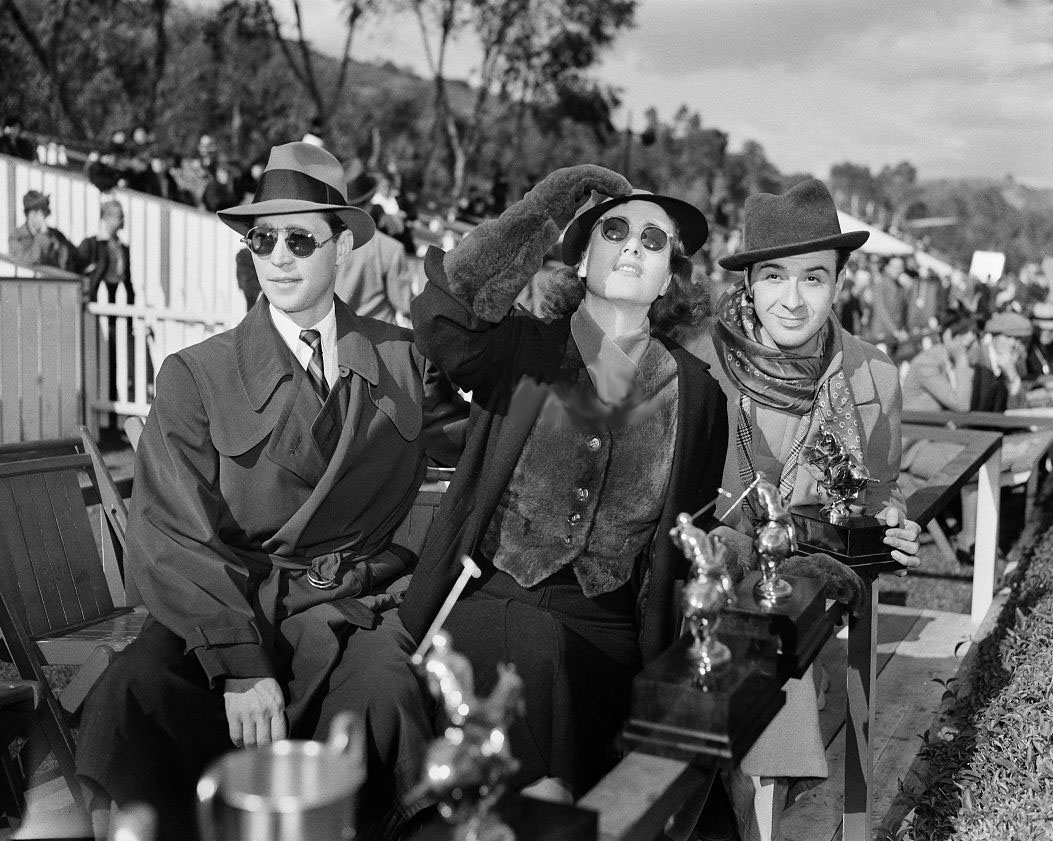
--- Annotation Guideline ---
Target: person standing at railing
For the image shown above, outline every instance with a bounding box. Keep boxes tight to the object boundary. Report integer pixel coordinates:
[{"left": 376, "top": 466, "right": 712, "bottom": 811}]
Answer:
[
  {"left": 79, "top": 200, "right": 134, "bottom": 304},
  {"left": 8, "top": 189, "right": 77, "bottom": 270}
]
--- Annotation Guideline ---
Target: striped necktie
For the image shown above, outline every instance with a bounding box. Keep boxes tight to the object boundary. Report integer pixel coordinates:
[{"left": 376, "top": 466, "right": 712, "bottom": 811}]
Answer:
[{"left": 298, "top": 329, "right": 329, "bottom": 403}]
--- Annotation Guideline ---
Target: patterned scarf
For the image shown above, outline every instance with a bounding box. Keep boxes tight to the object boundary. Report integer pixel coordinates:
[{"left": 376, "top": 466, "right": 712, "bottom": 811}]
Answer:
[{"left": 713, "top": 280, "right": 866, "bottom": 507}]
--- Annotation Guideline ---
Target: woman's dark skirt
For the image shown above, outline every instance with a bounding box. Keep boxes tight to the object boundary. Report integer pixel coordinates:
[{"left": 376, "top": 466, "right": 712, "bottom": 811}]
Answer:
[{"left": 442, "top": 565, "right": 641, "bottom": 797}]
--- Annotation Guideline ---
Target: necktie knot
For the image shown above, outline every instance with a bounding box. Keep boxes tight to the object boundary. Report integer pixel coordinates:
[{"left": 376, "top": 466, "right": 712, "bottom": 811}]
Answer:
[{"left": 298, "top": 329, "right": 328, "bottom": 403}]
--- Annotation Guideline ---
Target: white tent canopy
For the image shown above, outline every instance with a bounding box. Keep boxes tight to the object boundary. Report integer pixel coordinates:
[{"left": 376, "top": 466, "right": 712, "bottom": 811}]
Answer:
[{"left": 837, "top": 210, "right": 955, "bottom": 277}]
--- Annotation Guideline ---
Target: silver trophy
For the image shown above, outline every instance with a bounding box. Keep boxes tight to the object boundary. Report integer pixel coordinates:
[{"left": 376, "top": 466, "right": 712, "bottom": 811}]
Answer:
[
  {"left": 669, "top": 514, "right": 736, "bottom": 680},
  {"left": 412, "top": 630, "right": 523, "bottom": 841},
  {"left": 751, "top": 476, "right": 797, "bottom": 602},
  {"left": 803, "top": 420, "right": 872, "bottom": 523}
]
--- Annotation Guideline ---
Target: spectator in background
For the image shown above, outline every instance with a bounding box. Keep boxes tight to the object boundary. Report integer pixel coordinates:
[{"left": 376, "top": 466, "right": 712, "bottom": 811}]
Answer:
[
  {"left": 1028, "top": 302, "right": 1053, "bottom": 380},
  {"left": 334, "top": 174, "right": 413, "bottom": 324},
  {"left": 905, "top": 262, "right": 946, "bottom": 347},
  {"left": 79, "top": 200, "right": 134, "bottom": 304},
  {"left": 140, "top": 152, "right": 183, "bottom": 202},
  {"left": 203, "top": 163, "right": 238, "bottom": 213},
  {"left": 868, "top": 256, "right": 908, "bottom": 357},
  {"left": 1, "top": 116, "right": 36, "bottom": 160},
  {"left": 9, "top": 190, "right": 77, "bottom": 271},
  {"left": 972, "top": 311, "right": 1031, "bottom": 412},
  {"left": 902, "top": 313, "right": 976, "bottom": 412}
]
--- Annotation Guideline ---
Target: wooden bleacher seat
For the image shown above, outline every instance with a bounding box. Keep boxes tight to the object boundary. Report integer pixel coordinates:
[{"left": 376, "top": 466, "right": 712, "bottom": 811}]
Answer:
[{"left": 0, "top": 437, "right": 147, "bottom": 804}]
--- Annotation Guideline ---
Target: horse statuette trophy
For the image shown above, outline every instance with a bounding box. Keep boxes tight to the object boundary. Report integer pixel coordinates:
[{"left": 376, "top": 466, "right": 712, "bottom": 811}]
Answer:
[
  {"left": 670, "top": 513, "right": 736, "bottom": 680},
  {"left": 620, "top": 511, "right": 784, "bottom": 765},
  {"left": 751, "top": 476, "right": 797, "bottom": 602},
  {"left": 413, "top": 630, "right": 523, "bottom": 841},
  {"left": 791, "top": 420, "right": 895, "bottom": 572}
]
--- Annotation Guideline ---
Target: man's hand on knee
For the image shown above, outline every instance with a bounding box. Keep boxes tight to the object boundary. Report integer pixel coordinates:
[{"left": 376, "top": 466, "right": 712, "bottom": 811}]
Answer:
[{"left": 222, "top": 677, "right": 287, "bottom": 748}]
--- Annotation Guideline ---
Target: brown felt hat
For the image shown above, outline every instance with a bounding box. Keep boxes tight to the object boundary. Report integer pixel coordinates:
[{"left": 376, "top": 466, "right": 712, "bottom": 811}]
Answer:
[
  {"left": 218, "top": 142, "right": 375, "bottom": 248},
  {"left": 719, "top": 179, "right": 868, "bottom": 271}
]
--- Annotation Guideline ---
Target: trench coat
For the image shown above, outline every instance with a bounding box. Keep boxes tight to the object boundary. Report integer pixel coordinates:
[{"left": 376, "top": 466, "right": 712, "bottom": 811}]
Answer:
[
  {"left": 399, "top": 248, "right": 729, "bottom": 665},
  {"left": 688, "top": 323, "right": 904, "bottom": 778},
  {"left": 127, "top": 295, "right": 465, "bottom": 722}
]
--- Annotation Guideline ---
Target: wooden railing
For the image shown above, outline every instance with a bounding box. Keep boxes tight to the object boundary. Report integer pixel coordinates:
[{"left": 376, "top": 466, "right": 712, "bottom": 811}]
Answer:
[{"left": 1, "top": 153, "right": 246, "bottom": 431}]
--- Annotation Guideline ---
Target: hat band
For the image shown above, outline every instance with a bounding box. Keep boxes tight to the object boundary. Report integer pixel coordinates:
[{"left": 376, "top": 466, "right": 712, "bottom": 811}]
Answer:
[{"left": 254, "top": 169, "right": 347, "bottom": 207}]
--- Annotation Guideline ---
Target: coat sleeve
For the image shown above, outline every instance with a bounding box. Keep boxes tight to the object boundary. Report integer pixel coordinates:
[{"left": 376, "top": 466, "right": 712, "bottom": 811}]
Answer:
[
  {"left": 871, "top": 356, "right": 907, "bottom": 516},
  {"left": 127, "top": 353, "right": 274, "bottom": 686}
]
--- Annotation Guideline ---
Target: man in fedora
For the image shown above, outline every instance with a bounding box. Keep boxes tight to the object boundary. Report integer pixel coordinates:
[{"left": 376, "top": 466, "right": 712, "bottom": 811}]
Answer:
[
  {"left": 689, "top": 178, "right": 921, "bottom": 841},
  {"left": 9, "top": 189, "right": 77, "bottom": 270},
  {"left": 76, "top": 142, "right": 465, "bottom": 841},
  {"left": 334, "top": 172, "right": 413, "bottom": 324}
]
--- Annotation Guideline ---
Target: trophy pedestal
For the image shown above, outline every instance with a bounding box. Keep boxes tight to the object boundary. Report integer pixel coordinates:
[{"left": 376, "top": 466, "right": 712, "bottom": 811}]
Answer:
[
  {"left": 620, "top": 633, "right": 784, "bottom": 767},
  {"left": 415, "top": 792, "right": 597, "bottom": 841},
  {"left": 791, "top": 504, "right": 897, "bottom": 574},
  {"left": 723, "top": 573, "right": 836, "bottom": 679}
]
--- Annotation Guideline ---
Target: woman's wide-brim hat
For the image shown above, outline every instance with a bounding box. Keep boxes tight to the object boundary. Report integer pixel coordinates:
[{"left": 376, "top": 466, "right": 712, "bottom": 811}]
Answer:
[
  {"left": 218, "top": 142, "right": 375, "bottom": 248},
  {"left": 718, "top": 178, "right": 868, "bottom": 271},
  {"left": 561, "top": 189, "right": 709, "bottom": 266}
]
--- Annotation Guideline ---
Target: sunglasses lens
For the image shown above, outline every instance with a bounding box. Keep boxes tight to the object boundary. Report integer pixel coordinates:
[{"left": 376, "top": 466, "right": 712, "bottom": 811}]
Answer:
[
  {"left": 246, "top": 229, "right": 277, "bottom": 256},
  {"left": 286, "top": 231, "right": 318, "bottom": 258},
  {"left": 600, "top": 217, "right": 630, "bottom": 242},
  {"left": 641, "top": 226, "right": 669, "bottom": 252}
]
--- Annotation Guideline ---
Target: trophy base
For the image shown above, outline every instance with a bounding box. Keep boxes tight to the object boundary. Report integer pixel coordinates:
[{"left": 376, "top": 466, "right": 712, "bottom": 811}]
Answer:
[
  {"left": 753, "top": 575, "right": 793, "bottom": 602},
  {"left": 620, "top": 633, "right": 784, "bottom": 767},
  {"left": 724, "top": 573, "right": 838, "bottom": 679},
  {"left": 416, "top": 792, "right": 597, "bottom": 841},
  {"left": 791, "top": 504, "right": 898, "bottom": 574}
]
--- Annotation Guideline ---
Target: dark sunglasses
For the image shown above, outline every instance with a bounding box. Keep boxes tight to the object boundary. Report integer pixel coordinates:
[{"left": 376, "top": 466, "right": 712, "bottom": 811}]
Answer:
[
  {"left": 599, "top": 216, "right": 672, "bottom": 252},
  {"left": 242, "top": 226, "right": 340, "bottom": 258}
]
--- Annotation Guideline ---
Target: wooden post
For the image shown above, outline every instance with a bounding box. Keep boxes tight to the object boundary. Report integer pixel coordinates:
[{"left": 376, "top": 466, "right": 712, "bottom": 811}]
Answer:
[
  {"left": 972, "top": 444, "right": 1001, "bottom": 625},
  {"left": 844, "top": 574, "right": 878, "bottom": 841}
]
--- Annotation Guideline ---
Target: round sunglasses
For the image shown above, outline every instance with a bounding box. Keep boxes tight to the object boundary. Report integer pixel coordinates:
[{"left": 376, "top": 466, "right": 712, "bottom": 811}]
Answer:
[
  {"left": 242, "top": 226, "right": 340, "bottom": 259},
  {"left": 599, "top": 216, "right": 672, "bottom": 252}
]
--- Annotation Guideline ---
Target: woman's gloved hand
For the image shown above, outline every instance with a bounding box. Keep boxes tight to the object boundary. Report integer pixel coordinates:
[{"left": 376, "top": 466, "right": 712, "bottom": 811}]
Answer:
[
  {"left": 779, "top": 552, "right": 865, "bottom": 614},
  {"left": 443, "top": 165, "right": 631, "bottom": 321},
  {"left": 522, "top": 165, "right": 632, "bottom": 230}
]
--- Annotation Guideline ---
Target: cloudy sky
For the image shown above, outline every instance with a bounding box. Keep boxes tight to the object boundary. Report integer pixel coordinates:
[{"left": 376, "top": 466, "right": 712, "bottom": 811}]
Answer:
[{"left": 271, "top": 0, "right": 1053, "bottom": 186}]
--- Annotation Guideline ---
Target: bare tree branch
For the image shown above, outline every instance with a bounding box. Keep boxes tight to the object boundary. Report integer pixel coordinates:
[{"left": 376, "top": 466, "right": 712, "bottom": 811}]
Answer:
[{"left": 261, "top": 0, "right": 311, "bottom": 90}]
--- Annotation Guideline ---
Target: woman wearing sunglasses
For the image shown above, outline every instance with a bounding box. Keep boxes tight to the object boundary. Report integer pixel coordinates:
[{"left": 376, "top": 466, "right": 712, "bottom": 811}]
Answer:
[{"left": 395, "top": 166, "right": 727, "bottom": 801}]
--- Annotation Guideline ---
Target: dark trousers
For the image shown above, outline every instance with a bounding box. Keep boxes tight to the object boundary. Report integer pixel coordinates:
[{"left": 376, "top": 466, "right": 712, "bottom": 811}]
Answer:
[{"left": 76, "top": 614, "right": 434, "bottom": 841}]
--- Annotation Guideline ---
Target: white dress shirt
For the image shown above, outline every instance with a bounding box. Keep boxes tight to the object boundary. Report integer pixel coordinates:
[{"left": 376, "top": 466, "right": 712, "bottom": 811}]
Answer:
[{"left": 269, "top": 303, "right": 339, "bottom": 390}]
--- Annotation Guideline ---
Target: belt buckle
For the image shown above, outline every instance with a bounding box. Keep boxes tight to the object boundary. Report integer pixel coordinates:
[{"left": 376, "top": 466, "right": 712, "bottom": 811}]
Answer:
[
  {"left": 306, "top": 554, "right": 341, "bottom": 590},
  {"left": 306, "top": 568, "right": 339, "bottom": 589}
]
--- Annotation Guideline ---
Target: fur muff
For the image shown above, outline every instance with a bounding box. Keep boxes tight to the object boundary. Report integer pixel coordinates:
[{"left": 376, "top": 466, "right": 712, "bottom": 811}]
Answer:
[{"left": 441, "top": 166, "right": 631, "bottom": 322}]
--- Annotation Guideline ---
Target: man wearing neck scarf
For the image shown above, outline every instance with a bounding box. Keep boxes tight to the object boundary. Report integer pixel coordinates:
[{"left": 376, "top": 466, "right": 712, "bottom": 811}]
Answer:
[{"left": 690, "top": 179, "right": 922, "bottom": 841}]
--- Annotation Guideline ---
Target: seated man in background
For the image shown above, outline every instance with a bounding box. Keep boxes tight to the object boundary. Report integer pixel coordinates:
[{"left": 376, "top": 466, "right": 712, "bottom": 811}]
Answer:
[
  {"left": 972, "top": 311, "right": 1031, "bottom": 412},
  {"left": 75, "top": 142, "right": 465, "bottom": 841},
  {"left": 902, "top": 313, "right": 976, "bottom": 413},
  {"left": 9, "top": 189, "right": 77, "bottom": 271}
]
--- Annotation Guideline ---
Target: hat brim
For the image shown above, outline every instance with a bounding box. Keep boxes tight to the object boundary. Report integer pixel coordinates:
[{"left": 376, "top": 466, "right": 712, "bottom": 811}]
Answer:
[
  {"left": 218, "top": 199, "right": 376, "bottom": 249},
  {"left": 718, "top": 230, "right": 869, "bottom": 271},
  {"left": 561, "top": 193, "right": 709, "bottom": 266}
]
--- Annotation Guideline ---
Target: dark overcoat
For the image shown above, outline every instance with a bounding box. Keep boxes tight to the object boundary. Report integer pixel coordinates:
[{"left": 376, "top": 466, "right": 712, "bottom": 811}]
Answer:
[
  {"left": 399, "top": 249, "right": 729, "bottom": 664},
  {"left": 128, "top": 295, "right": 464, "bottom": 721}
]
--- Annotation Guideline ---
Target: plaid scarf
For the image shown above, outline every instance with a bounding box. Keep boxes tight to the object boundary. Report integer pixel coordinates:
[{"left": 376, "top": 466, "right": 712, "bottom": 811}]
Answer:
[{"left": 713, "top": 280, "right": 866, "bottom": 509}]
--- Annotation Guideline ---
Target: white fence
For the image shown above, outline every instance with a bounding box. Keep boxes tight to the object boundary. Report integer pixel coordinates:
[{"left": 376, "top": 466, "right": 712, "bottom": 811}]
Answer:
[{"left": 0, "top": 153, "right": 246, "bottom": 428}]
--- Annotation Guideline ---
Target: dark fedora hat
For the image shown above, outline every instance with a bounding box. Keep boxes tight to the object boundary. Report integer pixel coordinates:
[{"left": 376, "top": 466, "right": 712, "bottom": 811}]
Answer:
[
  {"left": 719, "top": 179, "right": 868, "bottom": 271},
  {"left": 345, "top": 173, "right": 379, "bottom": 208},
  {"left": 561, "top": 189, "right": 709, "bottom": 266},
  {"left": 218, "top": 142, "right": 375, "bottom": 249}
]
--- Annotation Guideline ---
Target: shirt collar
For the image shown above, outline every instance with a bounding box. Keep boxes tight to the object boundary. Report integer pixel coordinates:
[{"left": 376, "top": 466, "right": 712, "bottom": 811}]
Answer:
[
  {"left": 570, "top": 301, "right": 651, "bottom": 405},
  {"left": 268, "top": 302, "right": 337, "bottom": 354}
]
